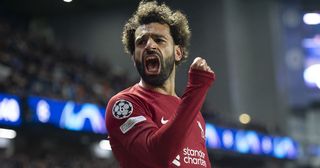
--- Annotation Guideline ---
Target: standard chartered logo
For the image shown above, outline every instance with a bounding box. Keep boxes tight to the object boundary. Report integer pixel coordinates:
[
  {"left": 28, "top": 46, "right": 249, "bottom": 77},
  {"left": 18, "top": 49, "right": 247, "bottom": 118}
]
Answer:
[
  {"left": 172, "top": 147, "right": 207, "bottom": 167},
  {"left": 183, "top": 147, "right": 207, "bottom": 167}
]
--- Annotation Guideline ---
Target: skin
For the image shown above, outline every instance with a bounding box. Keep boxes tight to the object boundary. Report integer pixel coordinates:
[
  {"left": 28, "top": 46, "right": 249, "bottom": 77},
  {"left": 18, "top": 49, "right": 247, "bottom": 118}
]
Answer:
[{"left": 132, "top": 22, "right": 213, "bottom": 96}]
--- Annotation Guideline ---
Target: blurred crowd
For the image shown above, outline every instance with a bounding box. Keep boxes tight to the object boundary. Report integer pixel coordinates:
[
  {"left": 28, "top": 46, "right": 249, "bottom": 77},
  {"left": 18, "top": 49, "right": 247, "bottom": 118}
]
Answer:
[
  {"left": 0, "top": 139, "right": 119, "bottom": 168},
  {"left": 0, "top": 17, "right": 133, "bottom": 107},
  {"left": 0, "top": 16, "right": 130, "bottom": 167},
  {"left": 0, "top": 153, "right": 117, "bottom": 168}
]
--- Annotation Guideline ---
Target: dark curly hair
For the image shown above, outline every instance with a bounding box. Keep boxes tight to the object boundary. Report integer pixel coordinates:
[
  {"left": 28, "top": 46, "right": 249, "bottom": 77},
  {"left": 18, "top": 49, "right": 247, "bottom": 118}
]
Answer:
[{"left": 122, "top": 0, "right": 191, "bottom": 65}]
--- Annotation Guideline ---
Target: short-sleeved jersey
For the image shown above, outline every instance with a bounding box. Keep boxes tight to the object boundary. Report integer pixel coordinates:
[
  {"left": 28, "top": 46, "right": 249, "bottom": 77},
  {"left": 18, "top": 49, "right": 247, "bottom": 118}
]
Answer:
[{"left": 106, "top": 69, "right": 215, "bottom": 168}]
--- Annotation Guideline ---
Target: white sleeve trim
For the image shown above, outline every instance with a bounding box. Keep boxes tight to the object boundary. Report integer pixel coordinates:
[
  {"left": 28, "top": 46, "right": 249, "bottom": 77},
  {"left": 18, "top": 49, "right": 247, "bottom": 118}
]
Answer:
[{"left": 120, "top": 116, "right": 146, "bottom": 134}]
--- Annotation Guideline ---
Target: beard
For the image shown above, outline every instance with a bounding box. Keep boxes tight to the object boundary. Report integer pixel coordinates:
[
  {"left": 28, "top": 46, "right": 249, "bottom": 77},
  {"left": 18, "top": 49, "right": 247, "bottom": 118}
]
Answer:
[{"left": 135, "top": 51, "right": 175, "bottom": 87}]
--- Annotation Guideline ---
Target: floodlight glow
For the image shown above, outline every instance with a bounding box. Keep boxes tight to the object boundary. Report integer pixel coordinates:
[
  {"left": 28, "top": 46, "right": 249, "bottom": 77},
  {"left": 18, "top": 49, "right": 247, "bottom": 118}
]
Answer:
[
  {"left": 246, "top": 131, "right": 260, "bottom": 154},
  {"left": 37, "top": 100, "right": 50, "bottom": 123},
  {"left": 236, "top": 131, "right": 250, "bottom": 153},
  {"left": 99, "top": 140, "right": 112, "bottom": 151},
  {"left": 304, "top": 64, "right": 320, "bottom": 89},
  {"left": 0, "top": 128, "right": 16, "bottom": 139},
  {"left": 63, "top": 0, "right": 72, "bottom": 2},
  {"left": 0, "top": 98, "right": 20, "bottom": 122},
  {"left": 205, "top": 124, "right": 221, "bottom": 148},
  {"left": 222, "top": 130, "right": 233, "bottom": 148},
  {"left": 303, "top": 13, "right": 320, "bottom": 25},
  {"left": 92, "top": 141, "right": 112, "bottom": 159},
  {"left": 282, "top": 138, "right": 298, "bottom": 159},
  {"left": 262, "top": 136, "right": 272, "bottom": 154},
  {"left": 239, "top": 113, "right": 251, "bottom": 124}
]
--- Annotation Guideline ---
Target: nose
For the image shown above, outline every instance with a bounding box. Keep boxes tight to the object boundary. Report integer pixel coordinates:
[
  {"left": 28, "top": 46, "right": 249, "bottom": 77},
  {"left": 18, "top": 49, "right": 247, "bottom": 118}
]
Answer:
[{"left": 145, "top": 37, "right": 157, "bottom": 49}]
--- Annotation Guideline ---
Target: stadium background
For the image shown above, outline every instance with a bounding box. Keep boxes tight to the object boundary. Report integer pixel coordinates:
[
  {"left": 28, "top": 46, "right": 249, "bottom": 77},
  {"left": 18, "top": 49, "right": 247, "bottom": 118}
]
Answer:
[{"left": 0, "top": 0, "right": 319, "bottom": 167}]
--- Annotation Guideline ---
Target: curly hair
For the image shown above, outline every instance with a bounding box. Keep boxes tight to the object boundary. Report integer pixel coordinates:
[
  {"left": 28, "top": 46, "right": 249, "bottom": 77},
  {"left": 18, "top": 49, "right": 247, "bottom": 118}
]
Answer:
[{"left": 122, "top": 0, "right": 191, "bottom": 65}]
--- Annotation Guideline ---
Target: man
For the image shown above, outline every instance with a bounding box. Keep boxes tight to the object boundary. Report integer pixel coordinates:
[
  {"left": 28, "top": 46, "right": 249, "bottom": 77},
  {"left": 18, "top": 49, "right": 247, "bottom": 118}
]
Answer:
[{"left": 105, "top": 1, "right": 215, "bottom": 167}]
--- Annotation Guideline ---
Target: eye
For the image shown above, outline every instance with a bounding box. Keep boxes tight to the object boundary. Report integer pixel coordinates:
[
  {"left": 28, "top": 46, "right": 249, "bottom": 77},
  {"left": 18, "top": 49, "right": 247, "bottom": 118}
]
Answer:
[
  {"left": 135, "top": 38, "right": 147, "bottom": 46},
  {"left": 154, "top": 38, "right": 166, "bottom": 44}
]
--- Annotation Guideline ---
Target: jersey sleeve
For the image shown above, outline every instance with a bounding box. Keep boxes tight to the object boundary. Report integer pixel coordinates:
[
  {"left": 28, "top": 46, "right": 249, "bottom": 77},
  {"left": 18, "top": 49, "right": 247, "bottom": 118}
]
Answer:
[
  {"left": 106, "top": 68, "right": 215, "bottom": 167},
  {"left": 106, "top": 94, "right": 159, "bottom": 156}
]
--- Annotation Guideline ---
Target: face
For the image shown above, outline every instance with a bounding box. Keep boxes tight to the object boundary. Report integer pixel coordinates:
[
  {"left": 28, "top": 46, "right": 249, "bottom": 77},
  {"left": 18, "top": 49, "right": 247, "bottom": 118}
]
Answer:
[{"left": 133, "top": 23, "right": 181, "bottom": 86}]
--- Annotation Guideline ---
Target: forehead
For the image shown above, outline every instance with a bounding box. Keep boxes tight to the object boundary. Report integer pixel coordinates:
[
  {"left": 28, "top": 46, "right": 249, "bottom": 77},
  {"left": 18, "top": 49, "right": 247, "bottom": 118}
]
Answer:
[{"left": 135, "top": 22, "right": 171, "bottom": 39}]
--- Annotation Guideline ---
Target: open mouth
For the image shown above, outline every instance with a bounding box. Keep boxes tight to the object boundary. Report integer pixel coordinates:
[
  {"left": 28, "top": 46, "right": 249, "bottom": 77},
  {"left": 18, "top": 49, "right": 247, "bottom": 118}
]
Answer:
[{"left": 144, "top": 55, "right": 161, "bottom": 75}]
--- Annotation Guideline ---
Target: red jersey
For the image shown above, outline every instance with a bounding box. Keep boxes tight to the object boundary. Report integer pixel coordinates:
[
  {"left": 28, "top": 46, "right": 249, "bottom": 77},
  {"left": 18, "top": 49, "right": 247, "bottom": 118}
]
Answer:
[{"left": 106, "top": 69, "right": 215, "bottom": 168}]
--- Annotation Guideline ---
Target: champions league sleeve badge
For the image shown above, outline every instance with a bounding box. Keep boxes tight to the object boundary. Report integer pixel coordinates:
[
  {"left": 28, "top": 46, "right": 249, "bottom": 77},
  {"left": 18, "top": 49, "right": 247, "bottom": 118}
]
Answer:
[{"left": 112, "top": 99, "right": 133, "bottom": 119}]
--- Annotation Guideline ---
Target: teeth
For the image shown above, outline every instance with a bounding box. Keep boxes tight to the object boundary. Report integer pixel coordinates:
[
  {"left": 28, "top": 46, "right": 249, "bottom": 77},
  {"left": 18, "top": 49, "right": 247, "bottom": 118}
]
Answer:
[
  {"left": 146, "top": 56, "right": 158, "bottom": 61},
  {"left": 144, "top": 55, "right": 160, "bottom": 74}
]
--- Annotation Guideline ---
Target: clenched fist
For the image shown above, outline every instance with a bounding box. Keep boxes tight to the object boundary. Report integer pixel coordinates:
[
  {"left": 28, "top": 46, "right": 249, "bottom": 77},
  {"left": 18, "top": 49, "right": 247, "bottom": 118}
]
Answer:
[{"left": 190, "top": 57, "right": 214, "bottom": 73}]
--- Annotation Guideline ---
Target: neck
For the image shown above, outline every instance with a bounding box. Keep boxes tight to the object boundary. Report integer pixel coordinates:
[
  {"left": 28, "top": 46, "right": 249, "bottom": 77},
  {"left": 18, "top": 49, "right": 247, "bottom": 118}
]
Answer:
[{"left": 139, "top": 66, "right": 177, "bottom": 96}]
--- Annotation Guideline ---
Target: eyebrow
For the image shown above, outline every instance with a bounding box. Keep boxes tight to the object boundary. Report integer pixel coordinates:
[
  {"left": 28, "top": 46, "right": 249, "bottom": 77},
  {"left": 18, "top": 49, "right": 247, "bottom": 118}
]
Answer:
[{"left": 135, "top": 33, "right": 168, "bottom": 42}]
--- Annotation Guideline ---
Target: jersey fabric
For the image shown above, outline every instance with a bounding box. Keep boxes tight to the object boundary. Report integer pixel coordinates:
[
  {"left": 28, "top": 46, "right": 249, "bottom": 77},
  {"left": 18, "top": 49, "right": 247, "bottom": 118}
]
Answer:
[{"left": 106, "top": 68, "right": 215, "bottom": 168}]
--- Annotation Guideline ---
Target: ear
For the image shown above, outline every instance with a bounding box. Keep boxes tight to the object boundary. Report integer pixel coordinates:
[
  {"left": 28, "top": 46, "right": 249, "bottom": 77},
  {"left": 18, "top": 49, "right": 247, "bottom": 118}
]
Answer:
[
  {"left": 131, "top": 55, "right": 136, "bottom": 67},
  {"left": 174, "top": 45, "right": 183, "bottom": 62}
]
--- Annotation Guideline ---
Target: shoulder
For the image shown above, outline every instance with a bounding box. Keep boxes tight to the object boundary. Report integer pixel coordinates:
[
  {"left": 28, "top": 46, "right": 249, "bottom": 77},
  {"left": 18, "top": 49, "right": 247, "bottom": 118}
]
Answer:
[
  {"left": 105, "top": 86, "right": 153, "bottom": 135},
  {"left": 107, "top": 84, "right": 152, "bottom": 109},
  {"left": 107, "top": 85, "right": 144, "bottom": 110},
  {"left": 105, "top": 85, "right": 150, "bottom": 124}
]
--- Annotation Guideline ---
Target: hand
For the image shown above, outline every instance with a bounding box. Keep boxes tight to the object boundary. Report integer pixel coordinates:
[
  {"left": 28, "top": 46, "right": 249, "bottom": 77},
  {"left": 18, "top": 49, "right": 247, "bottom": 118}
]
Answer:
[{"left": 190, "top": 57, "right": 214, "bottom": 73}]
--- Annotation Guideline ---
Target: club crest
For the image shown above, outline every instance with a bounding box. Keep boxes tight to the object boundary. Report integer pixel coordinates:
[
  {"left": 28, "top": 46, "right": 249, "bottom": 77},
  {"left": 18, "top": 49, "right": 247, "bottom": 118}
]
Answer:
[{"left": 112, "top": 99, "right": 133, "bottom": 119}]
